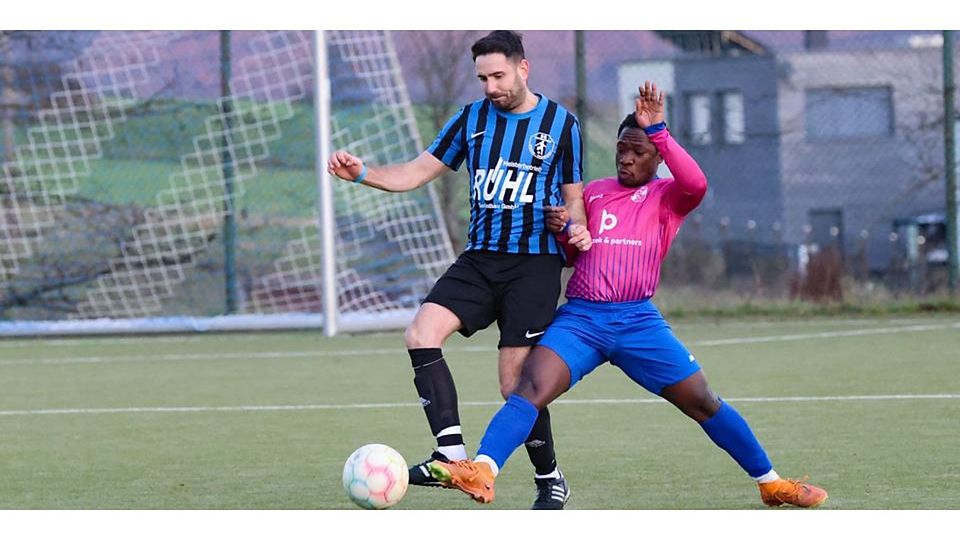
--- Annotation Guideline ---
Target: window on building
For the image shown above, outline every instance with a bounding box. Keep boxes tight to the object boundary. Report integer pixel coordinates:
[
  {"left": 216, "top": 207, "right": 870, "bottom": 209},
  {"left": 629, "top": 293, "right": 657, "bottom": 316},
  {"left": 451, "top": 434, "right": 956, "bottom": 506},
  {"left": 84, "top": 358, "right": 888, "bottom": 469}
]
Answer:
[
  {"left": 721, "top": 91, "right": 746, "bottom": 144},
  {"left": 686, "top": 93, "right": 712, "bottom": 145},
  {"left": 805, "top": 86, "right": 893, "bottom": 140}
]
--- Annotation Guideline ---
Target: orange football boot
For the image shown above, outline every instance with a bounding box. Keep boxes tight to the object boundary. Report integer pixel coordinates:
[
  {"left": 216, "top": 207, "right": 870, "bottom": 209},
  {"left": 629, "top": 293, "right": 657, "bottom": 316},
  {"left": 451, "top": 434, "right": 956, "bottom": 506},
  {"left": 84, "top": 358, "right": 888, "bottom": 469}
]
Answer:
[
  {"left": 427, "top": 459, "right": 496, "bottom": 503},
  {"left": 759, "top": 477, "right": 828, "bottom": 508}
]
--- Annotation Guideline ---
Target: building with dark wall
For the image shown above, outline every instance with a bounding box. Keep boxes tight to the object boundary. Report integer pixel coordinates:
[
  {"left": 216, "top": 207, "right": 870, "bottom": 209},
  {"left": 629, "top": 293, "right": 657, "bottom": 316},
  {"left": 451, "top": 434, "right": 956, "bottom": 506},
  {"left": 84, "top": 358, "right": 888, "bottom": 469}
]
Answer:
[
  {"left": 618, "top": 51, "right": 785, "bottom": 249},
  {"left": 618, "top": 33, "right": 957, "bottom": 272},
  {"left": 775, "top": 45, "right": 952, "bottom": 271}
]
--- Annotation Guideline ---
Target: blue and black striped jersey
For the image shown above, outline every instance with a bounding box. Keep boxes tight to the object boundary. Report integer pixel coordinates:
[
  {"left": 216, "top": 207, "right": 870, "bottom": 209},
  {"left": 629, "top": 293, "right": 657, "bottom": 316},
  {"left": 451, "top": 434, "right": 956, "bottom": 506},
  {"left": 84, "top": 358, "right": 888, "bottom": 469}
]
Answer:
[{"left": 427, "top": 94, "right": 582, "bottom": 255}]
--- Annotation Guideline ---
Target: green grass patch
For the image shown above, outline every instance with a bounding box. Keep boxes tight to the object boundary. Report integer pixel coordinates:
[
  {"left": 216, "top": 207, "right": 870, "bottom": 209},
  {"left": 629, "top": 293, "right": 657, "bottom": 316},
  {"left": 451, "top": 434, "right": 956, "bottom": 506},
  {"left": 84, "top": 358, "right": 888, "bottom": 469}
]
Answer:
[
  {"left": 0, "top": 315, "right": 957, "bottom": 509},
  {"left": 655, "top": 285, "right": 960, "bottom": 321}
]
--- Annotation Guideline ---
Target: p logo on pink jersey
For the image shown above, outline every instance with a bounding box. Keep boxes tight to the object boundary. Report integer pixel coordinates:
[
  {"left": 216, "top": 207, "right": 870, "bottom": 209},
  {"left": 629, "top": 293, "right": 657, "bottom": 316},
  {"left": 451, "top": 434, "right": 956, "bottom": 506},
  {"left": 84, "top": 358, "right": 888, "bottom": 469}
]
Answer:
[{"left": 599, "top": 209, "right": 618, "bottom": 235}]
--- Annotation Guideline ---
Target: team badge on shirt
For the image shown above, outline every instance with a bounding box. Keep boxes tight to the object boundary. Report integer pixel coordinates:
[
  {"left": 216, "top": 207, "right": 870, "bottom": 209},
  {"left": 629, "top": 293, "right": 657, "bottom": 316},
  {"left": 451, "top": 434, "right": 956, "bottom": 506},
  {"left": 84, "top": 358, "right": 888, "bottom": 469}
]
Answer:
[
  {"left": 631, "top": 186, "right": 648, "bottom": 203},
  {"left": 528, "top": 132, "right": 556, "bottom": 160}
]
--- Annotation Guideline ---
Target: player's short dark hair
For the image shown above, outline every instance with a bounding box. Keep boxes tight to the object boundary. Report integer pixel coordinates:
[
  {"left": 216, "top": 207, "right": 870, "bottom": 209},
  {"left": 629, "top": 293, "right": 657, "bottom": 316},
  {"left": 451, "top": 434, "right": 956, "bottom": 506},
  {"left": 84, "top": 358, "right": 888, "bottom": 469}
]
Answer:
[
  {"left": 471, "top": 31, "right": 525, "bottom": 62},
  {"left": 618, "top": 113, "right": 641, "bottom": 136}
]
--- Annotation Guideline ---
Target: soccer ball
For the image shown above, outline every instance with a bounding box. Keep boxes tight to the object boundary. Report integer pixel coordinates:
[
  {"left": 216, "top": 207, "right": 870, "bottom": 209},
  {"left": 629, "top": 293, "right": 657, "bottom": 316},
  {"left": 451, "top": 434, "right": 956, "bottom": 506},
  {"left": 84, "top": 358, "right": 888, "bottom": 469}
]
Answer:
[{"left": 342, "top": 443, "right": 409, "bottom": 509}]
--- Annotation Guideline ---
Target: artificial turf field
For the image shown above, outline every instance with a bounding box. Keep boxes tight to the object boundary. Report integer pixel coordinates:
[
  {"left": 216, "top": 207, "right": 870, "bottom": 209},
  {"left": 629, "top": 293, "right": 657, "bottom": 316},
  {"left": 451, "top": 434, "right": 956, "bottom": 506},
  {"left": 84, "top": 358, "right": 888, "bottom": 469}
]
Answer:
[{"left": 0, "top": 314, "right": 957, "bottom": 510}]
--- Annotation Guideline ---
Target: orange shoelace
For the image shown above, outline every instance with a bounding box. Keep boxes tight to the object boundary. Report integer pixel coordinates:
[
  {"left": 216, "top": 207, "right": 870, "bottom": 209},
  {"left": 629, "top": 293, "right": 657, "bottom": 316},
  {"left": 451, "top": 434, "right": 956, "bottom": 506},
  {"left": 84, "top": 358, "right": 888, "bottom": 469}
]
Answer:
[
  {"left": 775, "top": 476, "right": 813, "bottom": 499},
  {"left": 449, "top": 459, "right": 483, "bottom": 479}
]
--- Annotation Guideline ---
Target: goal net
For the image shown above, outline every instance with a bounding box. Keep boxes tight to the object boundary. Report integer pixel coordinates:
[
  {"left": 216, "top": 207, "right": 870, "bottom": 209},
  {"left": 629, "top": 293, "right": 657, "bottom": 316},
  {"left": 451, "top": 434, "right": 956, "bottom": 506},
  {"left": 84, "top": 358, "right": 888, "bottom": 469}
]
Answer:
[{"left": 0, "top": 30, "right": 453, "bottom": 335}]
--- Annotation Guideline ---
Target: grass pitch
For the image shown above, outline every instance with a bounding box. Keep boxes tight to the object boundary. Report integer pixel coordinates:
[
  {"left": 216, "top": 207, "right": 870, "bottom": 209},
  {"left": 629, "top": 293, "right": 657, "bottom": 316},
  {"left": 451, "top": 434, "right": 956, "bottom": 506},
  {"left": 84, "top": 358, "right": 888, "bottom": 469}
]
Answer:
[{"left": 0, "top": 315, "right": 957, "bottom": 509}]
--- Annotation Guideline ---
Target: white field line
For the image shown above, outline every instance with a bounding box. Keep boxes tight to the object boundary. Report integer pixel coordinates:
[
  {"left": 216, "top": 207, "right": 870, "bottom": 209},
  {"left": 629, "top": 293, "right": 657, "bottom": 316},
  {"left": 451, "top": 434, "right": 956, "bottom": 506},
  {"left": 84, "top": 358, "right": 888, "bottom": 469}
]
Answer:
[
  {"left": 0, "top": 316, "right": 950, "bottom": 349},
  {"left": 0, "top": 394, "right": 958, "bottom": 417},
  {"left": 0, "top": 347, "right": 492, "bottom": 366},
  {"left": 692, "top": 322, "right": 960, "bottom": 346},
  {"left": 1, "top": 321, "right": 957, "bottom": 367},
  {"left": 0, "top": 332, "right": 296, "bottom": 349}
]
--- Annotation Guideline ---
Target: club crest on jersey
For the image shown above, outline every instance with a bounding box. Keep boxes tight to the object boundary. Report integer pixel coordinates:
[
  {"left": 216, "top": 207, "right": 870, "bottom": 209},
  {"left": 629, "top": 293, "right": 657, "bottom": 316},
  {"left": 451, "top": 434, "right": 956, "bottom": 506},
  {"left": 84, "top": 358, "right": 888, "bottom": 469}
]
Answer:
[
  {"left": 528, "top": 132, "right": 556, "bottom": 160},
  {"left": 631, "top": 186, "right": 648, "bottom": 203}
]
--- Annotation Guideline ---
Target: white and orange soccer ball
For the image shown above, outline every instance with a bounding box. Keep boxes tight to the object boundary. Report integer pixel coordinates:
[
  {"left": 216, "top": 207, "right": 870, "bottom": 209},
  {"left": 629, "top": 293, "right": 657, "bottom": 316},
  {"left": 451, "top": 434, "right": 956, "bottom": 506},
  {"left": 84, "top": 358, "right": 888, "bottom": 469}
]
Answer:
[{"left": 342, "top": 443, "right": 409, "bottom": 509}]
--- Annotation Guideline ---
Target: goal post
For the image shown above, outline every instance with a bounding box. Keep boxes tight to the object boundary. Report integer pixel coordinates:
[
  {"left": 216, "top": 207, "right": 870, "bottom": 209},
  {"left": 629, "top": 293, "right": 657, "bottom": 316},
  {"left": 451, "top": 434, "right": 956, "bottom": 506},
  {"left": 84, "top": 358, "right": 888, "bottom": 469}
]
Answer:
[
  {"left": 315, "top": 30, "right": 338, "bottom": 336},
  {"left": 0, "top": 30, "right": 454, "bottom": 336}
]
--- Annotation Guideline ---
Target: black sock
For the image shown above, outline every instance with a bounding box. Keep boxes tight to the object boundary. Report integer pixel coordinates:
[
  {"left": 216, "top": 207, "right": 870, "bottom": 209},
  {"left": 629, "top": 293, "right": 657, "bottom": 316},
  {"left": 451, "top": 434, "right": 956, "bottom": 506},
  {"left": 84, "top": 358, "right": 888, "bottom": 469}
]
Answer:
[
  {"left": 409, "top": 348, "right": 463, "bottom": 449},
  {"left": 524, "top": 406, "right": 558, "bottom": 476}
]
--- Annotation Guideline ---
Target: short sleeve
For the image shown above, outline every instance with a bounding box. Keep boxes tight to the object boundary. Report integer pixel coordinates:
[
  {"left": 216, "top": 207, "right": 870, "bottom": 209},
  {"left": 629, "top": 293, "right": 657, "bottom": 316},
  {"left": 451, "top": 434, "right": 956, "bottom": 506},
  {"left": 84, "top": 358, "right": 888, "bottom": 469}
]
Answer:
[
  {"left": 559, "top": 114, "right": 583, "bottom": 184},
  {"left": 427, "top": 106, "right": 469, "bottom": 171}
]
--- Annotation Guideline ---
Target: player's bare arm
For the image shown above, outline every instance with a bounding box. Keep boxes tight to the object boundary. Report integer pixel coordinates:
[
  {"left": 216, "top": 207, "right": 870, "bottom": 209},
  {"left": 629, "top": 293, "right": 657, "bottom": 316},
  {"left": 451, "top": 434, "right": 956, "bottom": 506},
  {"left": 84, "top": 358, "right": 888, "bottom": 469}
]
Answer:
[
  {"left": 327, "top": 150, "right": 449, "bottom": 193},
  {"left": 560, "top": 182, "right": 587, "bottom": 228},
  {"left": 545, "top": 205, "right": 591, "bottom": 252},
  {"left": 560, "top": 183, "right": 590, "bottom": 251}
]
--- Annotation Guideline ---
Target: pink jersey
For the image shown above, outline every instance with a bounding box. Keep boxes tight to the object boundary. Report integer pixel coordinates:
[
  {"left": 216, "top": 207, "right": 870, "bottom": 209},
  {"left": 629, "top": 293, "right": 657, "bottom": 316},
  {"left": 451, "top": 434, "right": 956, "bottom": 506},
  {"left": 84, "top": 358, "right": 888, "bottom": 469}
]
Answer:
[{"left": 563, "top": 129, "right": 707, "bottom": 302}]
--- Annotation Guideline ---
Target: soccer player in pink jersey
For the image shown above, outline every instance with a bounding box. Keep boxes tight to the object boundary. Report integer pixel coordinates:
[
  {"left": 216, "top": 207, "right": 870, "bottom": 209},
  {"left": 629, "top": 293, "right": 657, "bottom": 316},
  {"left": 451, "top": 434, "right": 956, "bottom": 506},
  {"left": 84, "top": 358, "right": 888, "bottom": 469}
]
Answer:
[{"left": 427, "top": 81, "right": 828, "bottom": 509}]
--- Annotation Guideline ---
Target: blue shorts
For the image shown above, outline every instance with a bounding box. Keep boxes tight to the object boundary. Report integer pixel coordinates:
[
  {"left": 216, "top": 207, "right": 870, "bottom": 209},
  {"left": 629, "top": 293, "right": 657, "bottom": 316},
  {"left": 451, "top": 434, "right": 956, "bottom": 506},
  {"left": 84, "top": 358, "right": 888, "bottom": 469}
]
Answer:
[{"left": 538, "top": 298, "right": 701, "bottom": 395}]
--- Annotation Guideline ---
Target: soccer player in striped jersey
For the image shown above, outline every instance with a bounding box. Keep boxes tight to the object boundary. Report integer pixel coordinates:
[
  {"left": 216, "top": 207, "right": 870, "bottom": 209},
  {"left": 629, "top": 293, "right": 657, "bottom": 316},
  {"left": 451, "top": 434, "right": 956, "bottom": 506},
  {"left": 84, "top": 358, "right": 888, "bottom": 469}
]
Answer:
[
  {"left": 327, "top": 30, "right": 591, "bottom": 509},
  {"left": 427, "top": 81, "right": 829, "bottom": 509}
]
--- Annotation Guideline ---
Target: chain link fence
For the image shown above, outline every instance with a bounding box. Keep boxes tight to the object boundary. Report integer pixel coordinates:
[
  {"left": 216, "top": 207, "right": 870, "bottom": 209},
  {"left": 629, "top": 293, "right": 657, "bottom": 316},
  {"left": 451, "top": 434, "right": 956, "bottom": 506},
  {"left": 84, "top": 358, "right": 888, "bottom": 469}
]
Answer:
[
  {"left": 0, "top": 30, "right": 453, "bottom": 324},
  {"left": 0, "top": 30, "right": 957, "bottom": 324},
  {"left": 395, "top": 30, "right": 960, "bottom": 303}
]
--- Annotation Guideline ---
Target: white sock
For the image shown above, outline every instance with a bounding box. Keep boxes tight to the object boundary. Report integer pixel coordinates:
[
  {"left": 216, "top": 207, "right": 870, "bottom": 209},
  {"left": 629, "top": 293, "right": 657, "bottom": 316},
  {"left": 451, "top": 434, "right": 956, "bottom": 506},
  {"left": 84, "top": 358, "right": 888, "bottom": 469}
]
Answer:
[
  {"left": 437, "top": 444, "right": 467, "bottom": 461},
  {"left": 475, "top": 454, "right": 500, "bottom": 477},
  {"left": 754, "top": 469, "right": 780, "bottom": 484},
  {"left": 534, "top": 467, "right": 562, "bottom": 480}
]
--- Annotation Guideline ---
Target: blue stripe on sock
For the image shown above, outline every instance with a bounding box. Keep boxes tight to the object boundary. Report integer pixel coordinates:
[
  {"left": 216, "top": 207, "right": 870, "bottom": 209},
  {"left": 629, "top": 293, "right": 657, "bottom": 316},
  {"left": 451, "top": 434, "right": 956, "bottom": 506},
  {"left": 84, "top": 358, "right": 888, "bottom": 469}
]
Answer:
[
  {"left": 700, "top": 400, "right": 773, "bottom": 478},
  {"left": 477, "top": 394, "right": 540, "bottom": 470}
]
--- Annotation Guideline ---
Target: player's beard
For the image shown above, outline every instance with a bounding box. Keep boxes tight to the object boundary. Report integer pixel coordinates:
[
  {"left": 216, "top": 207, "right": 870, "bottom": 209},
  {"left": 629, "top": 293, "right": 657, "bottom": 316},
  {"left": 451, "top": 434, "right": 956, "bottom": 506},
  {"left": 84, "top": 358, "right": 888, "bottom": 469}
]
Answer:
[{"left": 490, "top": 83, "right": 527, "bottom": 113}]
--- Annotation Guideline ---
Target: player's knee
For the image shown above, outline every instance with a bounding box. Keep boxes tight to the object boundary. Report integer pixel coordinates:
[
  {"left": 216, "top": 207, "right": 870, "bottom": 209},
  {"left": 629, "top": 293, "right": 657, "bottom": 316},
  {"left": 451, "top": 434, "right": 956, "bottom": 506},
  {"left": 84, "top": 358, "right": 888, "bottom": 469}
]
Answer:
[
  {"left": 496, "top": 368, "right": 521, "bottom": 399},
  {"left": 702, "top": 392, "right": 722, "bottom": 417},
  {"left": 512, "top": 375, "right": 540, "bottom": 406},
  {"left": 523, "top": 379, "right": 558, "bottom": 410},
  {"left": 688, "top": 391, "right": 721, "bottom": 421},
  {"left": 402, "top": 326, "right": 421, "bottom": 348},
  {"left": 404, "top": 323, "right": 438, "bottom": 349},
  {"left": 499, "top": 378, "right": 518, "bottom": 400},
  {"left": 528, "top": 389, "right": 554, "bottom": 410}
]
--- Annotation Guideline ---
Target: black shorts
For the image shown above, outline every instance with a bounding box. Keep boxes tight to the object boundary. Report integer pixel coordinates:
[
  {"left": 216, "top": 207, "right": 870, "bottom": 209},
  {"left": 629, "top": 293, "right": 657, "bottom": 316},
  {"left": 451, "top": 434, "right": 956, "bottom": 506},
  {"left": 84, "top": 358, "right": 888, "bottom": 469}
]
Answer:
[{"left": 423, "top": 250, "right": 564, "bottom": 348}]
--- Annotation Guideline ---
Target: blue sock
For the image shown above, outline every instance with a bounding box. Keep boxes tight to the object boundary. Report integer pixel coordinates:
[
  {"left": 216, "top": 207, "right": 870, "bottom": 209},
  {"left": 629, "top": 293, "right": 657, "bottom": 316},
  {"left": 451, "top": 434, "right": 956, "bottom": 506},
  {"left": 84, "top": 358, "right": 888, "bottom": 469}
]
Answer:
[
  {"left": 477, "top": 394, "right": 540, "bottom": 470},
  {"left": 699, "top": 400, "right": 773, "bottom": 478}
]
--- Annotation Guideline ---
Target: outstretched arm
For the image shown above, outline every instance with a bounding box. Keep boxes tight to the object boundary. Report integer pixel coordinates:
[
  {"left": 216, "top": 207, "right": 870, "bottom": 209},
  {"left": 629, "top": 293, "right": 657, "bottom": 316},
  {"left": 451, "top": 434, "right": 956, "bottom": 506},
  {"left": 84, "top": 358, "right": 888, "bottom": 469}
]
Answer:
[
  {"left": 327, "top": 150, "right": 449, "bottom": 193},
  {"left": 634, "top": 81, "right": 707, "bottom": 216}
]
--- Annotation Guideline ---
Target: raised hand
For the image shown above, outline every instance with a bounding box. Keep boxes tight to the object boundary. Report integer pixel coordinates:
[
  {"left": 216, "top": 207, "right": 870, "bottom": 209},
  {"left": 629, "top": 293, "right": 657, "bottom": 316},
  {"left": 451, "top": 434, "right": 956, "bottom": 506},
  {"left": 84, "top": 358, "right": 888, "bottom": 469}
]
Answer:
[
  {"left": 634, "top": 81, "right": 665, "bottom": 129},
  {"left": 327, "top": 150, "right": 365, "bottom": 182}
]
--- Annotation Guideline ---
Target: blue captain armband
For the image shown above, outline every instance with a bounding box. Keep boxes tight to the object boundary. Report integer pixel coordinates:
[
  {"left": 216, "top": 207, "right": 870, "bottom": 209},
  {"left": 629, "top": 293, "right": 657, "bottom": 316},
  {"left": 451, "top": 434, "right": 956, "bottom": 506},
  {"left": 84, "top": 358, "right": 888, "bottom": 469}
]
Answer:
[{"left": 643, "top": 122, "right": 667, "bottom": 135}]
